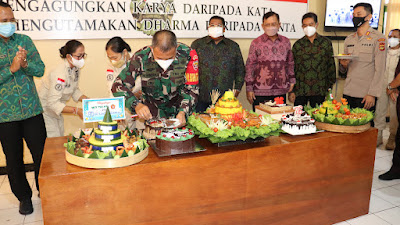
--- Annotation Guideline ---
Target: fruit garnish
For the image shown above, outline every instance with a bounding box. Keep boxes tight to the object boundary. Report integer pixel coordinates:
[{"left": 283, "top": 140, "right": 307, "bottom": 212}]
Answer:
[
  {"left": 345, "top": 111, "right": 351, "bottom": 115},
  {"left": 163, "top": 134, "right": 166, "bottom": 137},
  {"left": 214, "top": 128, "right": 218, "bottom": 132}
]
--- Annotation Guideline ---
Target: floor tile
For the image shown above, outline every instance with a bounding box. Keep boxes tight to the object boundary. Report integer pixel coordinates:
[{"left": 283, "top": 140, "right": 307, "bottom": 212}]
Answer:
[
  {"left": 24, "top": 221, "right": 44, "bottom": 225},
  {"left": 372, "top": 172, "right": 400, "bottom": 190},
  {"left": 375, "top": 149, "right": 394, "bottom": 159},
  {"left": 25, "top": 172, "right": 34, "bottom": 180},
  {"left": 369, "top": 193, "right": 396, "bottom": 213},
  {"left": 31, "top": 191, "right": 41, "bottom": 206},
  {"left": 347, "top": 214, "right": 390, "bottom": 225},
  {"left": 23, "top": 204, "right": 42, "bottom": 224},
  {"left": 27, "top": 180, "right": 34, "bottom": 190},
  {"left": 0, "top": 178, "right": 12, "bottom": 194},
  {"left": 374, "top": 157, "right": 393, "bottom": 173},
  {"left": 373, "top": 186, "right": 400, "bottom": 206},
  {"left": 0, "top": 175, "right": 6, "bottom": 185},
  {"left": 31, "top": 180, "right": 37, "bottom": 191},
  {"left": 375, "top": 207, "right": 400, "bottom": 225},
  {"left": 0, "top": 193, "right": 19, "bottom": 210},
  {"left": 0, "top": 207, "right": 25, "bottom": 225}
]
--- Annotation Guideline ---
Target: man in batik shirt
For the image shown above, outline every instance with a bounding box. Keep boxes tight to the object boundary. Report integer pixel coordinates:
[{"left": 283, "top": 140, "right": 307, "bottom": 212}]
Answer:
[
  {"left": 191, "top": 15, "right": 245, "bottom": 112},
  {"left": 246, "top": 12, "right": 295, "bottom": 111},
  {"left": 290, "top": 12, "right": 336, "bottom": 107}
]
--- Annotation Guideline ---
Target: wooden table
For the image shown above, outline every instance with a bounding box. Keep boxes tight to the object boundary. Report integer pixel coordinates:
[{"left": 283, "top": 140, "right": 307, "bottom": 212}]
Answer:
[{"left": 39, "top": 129, "right": 377, "bottom": 225}]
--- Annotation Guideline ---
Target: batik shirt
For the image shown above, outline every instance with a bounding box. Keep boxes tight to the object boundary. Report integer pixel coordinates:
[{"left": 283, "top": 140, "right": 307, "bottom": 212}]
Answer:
[
  {"left": 112, "top": 43, "right": 199, "bottom": 118},
  {"left": 245, "top": 34, "right": 295, "bottom": 96},
  {"left": 191, "top": 36, "right": 245, "bottom": 103},
  {"left": 292, "top": 34, "right": 336, "bottom": 96},
  {"left": 0, "top": 33, "right": 45, "bottom": 123}
]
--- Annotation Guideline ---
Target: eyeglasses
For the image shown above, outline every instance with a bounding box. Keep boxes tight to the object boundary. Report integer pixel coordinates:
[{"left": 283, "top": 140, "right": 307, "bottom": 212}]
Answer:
[
  {"left": 72, "top": 53, "right": 87, "bottom": 60},
  {"left": 209, "top": 24, "right": 224, "bottom": 28},
  {"left": 0, "top": 19, "right": 18, "bottom": 23}
]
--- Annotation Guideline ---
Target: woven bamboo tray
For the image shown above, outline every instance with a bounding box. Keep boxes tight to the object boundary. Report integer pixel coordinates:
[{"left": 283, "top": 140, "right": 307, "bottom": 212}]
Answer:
[
  {"left": 315, "top": 122, "right": 370, "bottom": 133},
  {"left": 65, "top": 147, "right": 149, "bottom": 169}
]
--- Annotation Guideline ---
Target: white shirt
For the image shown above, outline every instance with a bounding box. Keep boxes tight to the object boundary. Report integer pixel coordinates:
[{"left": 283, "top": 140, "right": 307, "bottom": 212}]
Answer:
[
  {"left": 385, "top": 48, "right": 400, "bottom": 84},
  {"left": 38, "top": 60, "right": 83, "bottom": 118}
]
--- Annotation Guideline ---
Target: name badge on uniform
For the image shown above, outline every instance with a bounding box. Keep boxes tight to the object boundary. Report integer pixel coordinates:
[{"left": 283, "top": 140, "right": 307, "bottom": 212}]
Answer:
[
  {"left": 55, "top": 78, "right": 65, "bottom": 91},
  {"left": 107, "top": 69, "right": 114, "bottom": 81}
]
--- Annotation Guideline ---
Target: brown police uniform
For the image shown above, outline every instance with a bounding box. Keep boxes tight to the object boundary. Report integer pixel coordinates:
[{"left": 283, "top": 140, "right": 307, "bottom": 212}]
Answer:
[{"left": 339, "top": 27, "right": 387, "bottom": 99}]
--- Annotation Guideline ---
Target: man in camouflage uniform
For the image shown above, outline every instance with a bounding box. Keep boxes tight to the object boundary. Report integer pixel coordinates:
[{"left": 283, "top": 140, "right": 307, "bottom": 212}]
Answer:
[{"left": 112, "top": 30, "right": 199, "bottom": 125}]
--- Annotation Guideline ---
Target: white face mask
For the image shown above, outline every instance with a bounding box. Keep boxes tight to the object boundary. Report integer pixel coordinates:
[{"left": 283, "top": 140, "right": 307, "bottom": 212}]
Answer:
[
  {"left": 156, "top": 59, "right": 174, "bottom": 71},
  {"left": 208, "top": 27, "right": 224, "bottom": 38},
  {"left": 69, "top": 55, "right": 85, "bottom": 69},
  {"left": 303, "top": 26, "right": 317, "bottom": 37},
  {"left": 388, "top": 37, "right": 400, "bottom": 48}
]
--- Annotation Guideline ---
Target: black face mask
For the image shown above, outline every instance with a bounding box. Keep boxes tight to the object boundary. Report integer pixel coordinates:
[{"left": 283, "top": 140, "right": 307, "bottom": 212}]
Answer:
[{"left": 352, "top": 16, "right": 367, "bottom": 28}]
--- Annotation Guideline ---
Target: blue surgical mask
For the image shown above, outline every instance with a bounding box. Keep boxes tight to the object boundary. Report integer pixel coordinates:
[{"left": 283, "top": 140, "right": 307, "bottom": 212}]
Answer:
[{"left": 0, "top": 22, "right": 16, "bottom": 38}]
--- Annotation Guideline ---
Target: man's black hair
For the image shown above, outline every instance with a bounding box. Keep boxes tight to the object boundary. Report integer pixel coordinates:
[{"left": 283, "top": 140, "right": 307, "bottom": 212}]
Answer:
[
  {"left": 354, "top": 3, "right": 373, "bottom": 15},
  {"left": 302, "top": 12, "right": 318, "bottom": 24},
  {"left": 263, "top": 11, "right": 280, "bottom": 22}
]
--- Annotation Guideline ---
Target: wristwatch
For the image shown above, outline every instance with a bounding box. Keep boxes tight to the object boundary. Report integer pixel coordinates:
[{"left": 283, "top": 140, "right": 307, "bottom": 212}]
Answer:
[
  {"left": 131, "top": 100, "right": 142, "bottom": 111},
  {"left": 387, "top": 84, "right": 394, "bottom": 91}
]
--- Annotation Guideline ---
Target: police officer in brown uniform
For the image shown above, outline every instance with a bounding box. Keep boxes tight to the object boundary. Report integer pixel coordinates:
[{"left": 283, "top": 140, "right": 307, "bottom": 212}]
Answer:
[{"left": 339, "top": 3, "right": 386, "bottom": 118}]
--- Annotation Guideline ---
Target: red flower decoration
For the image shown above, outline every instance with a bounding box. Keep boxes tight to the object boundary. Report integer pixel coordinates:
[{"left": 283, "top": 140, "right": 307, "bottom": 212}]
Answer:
[{"left": 274, "top": 97, "right": 284, "bottom": 105}]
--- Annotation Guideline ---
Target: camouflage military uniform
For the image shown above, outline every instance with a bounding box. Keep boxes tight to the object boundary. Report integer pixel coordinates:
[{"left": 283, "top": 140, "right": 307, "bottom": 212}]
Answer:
[{"left": 112, "top": 43, "right": 199, "bottom": 119}]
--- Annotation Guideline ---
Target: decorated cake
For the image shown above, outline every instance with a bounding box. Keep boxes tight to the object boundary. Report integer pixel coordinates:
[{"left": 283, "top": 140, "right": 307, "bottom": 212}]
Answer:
[
  {"left": 155, "top": 128, "right": 195, "bottom": 154},
  {"left": 64, "top": 107, "right": 149, "bottom": 168},
  {"left": 259, "top": 97, "right": 294, "bottom": 114},
  {"left": 88, "top": 108, "right": 126, "bottom": 152},
  {"left": 214, "top": 91, "right": 243, "bottom": 118},
  {"left": 143, "top": 118, "right": 181, "bottom": 140},
  {"left": 188, "top": 90, "right": 282, "bottom": 143},
  {"left": 281, "top": 106, "right": 316, "bottom": 135},
  {"left": 306, "top": 98, "right": 374, "bottom": 126}
]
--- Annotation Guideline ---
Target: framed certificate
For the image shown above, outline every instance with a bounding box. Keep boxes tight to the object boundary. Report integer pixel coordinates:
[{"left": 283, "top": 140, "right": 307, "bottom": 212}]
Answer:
[{"left": 82, "top": 97, "right": 125, "bottom": 123}]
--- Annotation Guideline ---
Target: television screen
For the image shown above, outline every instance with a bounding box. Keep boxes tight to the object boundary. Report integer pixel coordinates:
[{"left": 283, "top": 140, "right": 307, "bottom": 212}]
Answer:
[{"left": 324, "top": 0, "right": 382, "bottom": 32}]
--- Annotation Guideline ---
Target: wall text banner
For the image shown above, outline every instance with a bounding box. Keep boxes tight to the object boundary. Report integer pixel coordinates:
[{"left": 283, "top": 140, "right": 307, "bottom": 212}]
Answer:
[{"left": 9, "top": 0, "right": 308, "bottom": 39}]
